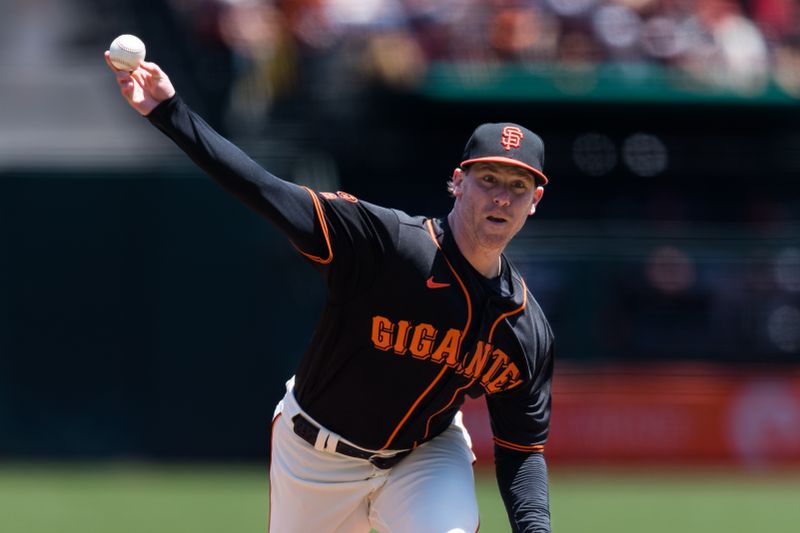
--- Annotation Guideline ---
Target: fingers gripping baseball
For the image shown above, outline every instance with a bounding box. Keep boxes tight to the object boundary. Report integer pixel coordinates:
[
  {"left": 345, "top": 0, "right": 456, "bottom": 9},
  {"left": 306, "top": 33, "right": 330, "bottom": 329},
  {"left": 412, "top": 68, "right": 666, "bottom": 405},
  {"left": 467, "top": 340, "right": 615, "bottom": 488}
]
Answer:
[{"left": 104, "top": 51, "right": 175, "bottom": 116}]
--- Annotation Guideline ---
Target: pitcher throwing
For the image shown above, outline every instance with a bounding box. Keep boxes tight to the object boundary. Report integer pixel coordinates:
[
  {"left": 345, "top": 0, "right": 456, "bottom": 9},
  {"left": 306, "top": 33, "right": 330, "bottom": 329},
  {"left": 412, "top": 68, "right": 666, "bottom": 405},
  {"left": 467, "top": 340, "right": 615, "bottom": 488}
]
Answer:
[{"left": 105, "top": 47, "right": 554, "bottom": 533}]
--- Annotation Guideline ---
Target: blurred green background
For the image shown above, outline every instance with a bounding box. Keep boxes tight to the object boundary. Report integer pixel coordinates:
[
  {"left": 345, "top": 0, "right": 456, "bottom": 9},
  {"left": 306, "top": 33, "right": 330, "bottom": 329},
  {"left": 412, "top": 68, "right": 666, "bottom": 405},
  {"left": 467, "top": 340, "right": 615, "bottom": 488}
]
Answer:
[
  {"left": 2, "top": 464, "right": 799, "bottom": 533},
  {"left": 3, "top": 0, "right": 800, "bottom": 531}
]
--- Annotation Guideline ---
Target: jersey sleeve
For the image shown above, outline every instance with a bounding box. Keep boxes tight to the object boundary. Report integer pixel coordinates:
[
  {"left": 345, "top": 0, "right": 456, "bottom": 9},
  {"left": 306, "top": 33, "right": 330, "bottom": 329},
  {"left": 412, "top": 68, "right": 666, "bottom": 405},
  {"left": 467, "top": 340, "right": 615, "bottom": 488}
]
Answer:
[
  {"left": 298, "top": 192, "right": 400, "bottom": 296},
  {"left": 146, "top": 95, "right": 400, "bottom": 295},
  {"left": 146, "top": 95, "right": 327, "bottom": 259},
  {"left": 485, "top": 339, "right": 553, "bottom": 452}
]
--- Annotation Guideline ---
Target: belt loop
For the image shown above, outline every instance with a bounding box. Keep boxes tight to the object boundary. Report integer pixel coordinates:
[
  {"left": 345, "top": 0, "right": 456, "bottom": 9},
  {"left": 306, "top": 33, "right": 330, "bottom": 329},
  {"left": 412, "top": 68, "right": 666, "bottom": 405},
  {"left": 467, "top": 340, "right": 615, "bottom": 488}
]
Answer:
[
  {"left": 314, "top": 427, "right": 329, "bottom": 451},
  {"left": 324, "top": 434, "right": 339, "bottom": 454}
]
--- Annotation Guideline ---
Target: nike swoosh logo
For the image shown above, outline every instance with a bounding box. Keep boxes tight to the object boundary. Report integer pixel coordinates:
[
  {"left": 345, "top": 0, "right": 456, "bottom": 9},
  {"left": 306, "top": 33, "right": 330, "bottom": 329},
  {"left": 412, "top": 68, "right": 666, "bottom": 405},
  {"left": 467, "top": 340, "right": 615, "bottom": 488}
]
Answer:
[{"left": 426, "top": 276, "right": 450, "bottom": 289}]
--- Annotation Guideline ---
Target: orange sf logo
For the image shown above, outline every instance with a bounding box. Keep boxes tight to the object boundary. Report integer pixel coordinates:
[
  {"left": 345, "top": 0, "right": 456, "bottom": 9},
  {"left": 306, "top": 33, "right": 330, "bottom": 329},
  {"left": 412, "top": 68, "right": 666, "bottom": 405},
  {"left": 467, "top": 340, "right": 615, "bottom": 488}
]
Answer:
[{"left": 501, "top": 126, "right": 523, "bottom": 151}]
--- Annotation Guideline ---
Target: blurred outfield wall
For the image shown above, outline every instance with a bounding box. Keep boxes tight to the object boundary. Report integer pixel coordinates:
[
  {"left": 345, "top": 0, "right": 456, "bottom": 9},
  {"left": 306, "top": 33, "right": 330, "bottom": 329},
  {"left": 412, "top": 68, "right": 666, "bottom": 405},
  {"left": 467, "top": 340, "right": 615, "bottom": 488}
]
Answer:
[
  {"left": 0, "top": 172, "right": 322, "bottom": 459},
  {"left": 463, "top": 364, "right": 800, "bottom": 469}
]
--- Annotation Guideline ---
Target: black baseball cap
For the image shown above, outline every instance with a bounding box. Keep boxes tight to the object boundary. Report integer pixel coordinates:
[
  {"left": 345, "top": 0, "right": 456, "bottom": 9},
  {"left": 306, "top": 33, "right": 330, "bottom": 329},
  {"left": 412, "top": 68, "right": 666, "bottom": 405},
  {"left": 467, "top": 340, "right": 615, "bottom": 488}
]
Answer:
[{"left": 460, "top": 123, "right": 548, "bottom": 185}]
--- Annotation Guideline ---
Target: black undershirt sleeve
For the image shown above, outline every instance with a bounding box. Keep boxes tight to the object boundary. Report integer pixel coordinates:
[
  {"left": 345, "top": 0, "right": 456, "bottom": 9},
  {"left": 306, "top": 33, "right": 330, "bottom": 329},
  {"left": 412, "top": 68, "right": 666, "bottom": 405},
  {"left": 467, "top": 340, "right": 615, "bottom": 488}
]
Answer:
[
  {"left": 495, "top": 447, "right": 551, "bottom": 533},
  {"left": 146, "top": 94, "right": 324, "bottom": 255}
]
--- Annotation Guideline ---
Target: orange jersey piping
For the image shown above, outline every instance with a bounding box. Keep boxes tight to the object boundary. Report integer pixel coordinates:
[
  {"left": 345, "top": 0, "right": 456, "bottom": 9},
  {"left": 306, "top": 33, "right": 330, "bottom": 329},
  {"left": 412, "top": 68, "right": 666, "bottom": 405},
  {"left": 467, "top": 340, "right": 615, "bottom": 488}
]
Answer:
[
  {"left": 293, "top": 187, "right": 333, "bottom": 264},
  {"left": 382, "top": 365, "right": 449, "bottom": 450},
  {"left": 488, "top": 277, "right": 527, "bottom": 340},
  {"left": 421, "top": 379, "right": 476, "bottom": 441},
  {"left": 420, "top": 277, "right": 527, "bottom": 440},
  {"left": 493, "top": 436, "right": 544, "bottom": 453},
  {"left": 489, "top": 276, "right": 534, "bottom": 446},
  {"left": 379, "top": 219, "right": 473, "bottom": 450}
]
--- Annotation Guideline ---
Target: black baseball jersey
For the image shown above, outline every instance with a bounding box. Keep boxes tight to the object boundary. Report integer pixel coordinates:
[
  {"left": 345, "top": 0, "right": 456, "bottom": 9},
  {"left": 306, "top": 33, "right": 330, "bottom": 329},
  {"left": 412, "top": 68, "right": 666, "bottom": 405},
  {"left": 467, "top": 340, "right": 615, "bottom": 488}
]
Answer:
[
  {"left": 291, "top": 205, "right": 554, "bottom": 454},
  {"left": 148, "top": 95, "right": 553, "bottom": 531}
]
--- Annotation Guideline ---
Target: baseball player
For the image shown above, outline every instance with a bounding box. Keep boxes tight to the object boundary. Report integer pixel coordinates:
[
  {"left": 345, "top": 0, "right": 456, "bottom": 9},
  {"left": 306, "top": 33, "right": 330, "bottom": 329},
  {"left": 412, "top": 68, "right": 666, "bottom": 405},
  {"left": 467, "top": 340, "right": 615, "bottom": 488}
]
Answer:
[{"left": 106, "top": 51, "right": 554, "bottom": 533}]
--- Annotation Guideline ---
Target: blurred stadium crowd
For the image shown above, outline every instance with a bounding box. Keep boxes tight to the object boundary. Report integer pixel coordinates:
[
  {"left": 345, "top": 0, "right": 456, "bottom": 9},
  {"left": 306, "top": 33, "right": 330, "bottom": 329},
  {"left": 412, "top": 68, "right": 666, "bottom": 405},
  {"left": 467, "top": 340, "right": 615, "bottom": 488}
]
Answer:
[
  {"left": 129, "top": 0, "right": 800, "bottom": 366},
  {"left": 162, "top": 0, "right": 800, "bottom": 125}
]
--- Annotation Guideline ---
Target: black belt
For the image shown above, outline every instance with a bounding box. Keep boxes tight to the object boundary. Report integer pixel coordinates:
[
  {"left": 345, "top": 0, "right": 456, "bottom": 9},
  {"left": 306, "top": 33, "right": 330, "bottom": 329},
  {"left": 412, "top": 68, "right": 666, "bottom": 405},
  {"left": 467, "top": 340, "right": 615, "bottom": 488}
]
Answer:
[{"left": 291, "top": 414, "right": 411, "bottom": 469}]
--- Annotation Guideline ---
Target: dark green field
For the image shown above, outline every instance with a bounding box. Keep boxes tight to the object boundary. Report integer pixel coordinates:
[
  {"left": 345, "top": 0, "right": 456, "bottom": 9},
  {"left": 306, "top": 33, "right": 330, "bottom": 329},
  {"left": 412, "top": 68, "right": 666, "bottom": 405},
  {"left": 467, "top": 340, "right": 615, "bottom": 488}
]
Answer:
[{"left": 1, "top": 463, "right": 798, "bottom": 532}]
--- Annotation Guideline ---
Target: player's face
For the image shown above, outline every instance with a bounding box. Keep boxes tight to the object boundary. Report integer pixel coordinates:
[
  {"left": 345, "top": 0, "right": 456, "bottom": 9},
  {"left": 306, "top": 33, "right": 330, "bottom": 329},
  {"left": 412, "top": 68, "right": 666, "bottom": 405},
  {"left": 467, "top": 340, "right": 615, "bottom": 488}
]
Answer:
[{"left": 451, "top": 162, "right": 544, "bottom": 251}]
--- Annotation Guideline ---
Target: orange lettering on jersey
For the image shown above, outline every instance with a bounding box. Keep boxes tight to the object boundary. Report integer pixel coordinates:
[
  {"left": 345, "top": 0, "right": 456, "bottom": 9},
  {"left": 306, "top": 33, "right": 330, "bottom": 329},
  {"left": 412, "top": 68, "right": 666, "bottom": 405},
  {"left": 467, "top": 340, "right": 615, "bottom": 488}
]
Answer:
[
  {"left": 480, "top": 348, "right": 510, "bottom": 386},
  {"left": 371, "top": 315, "right": 395, "bottom": 351},
  {"left": 430, "top": 328, "right": 461, "bottom": 367},
  {"left": 369, "top": 315, "right": 523, "bottom": 394},
  {"left": 486, "top": 363, "right": 521, "bottom": 393},
  {"left": 462, "top": 340, "right": 492, "bottom": 379},
  {"left": 409, "top": 323, "right": 437, "bottom": 360},
  {"left": 393, "top": 320, "right": 412, "bottom": 355},
  {"left": 336, "top": 191, "right": 359, "bottom": 203}
]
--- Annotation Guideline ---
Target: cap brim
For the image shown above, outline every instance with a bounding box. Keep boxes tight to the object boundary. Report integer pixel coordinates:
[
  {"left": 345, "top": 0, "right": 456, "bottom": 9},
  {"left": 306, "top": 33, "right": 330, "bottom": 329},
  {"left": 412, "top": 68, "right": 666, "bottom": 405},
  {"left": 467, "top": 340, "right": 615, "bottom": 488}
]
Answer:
[{"left": 460, "top": 157, "right": 548, "bottom": 185}]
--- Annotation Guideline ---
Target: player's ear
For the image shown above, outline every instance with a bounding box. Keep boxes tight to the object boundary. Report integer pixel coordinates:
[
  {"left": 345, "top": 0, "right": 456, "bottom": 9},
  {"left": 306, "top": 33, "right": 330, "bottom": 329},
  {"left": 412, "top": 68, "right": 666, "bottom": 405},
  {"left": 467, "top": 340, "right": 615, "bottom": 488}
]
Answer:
[
  {"left": 451, "top": 168, "right": 465, "bottom": 197},
  {"left": 528, "top": 186, "right": 544, "bottom": 216}
]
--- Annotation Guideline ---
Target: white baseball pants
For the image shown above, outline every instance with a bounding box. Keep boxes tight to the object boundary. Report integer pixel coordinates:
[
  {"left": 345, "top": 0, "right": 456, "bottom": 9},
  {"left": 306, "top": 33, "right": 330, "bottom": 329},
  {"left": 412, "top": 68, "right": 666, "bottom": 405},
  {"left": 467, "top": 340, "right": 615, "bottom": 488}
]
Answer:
[{"left": 269, "top": 377, "right": 479, "bottom": 533}]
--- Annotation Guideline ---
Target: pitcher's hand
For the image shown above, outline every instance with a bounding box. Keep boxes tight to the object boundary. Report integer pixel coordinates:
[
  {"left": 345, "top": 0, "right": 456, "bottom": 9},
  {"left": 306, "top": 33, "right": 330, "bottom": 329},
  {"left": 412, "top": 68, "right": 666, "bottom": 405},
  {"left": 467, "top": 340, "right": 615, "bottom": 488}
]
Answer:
[{"left": 105, "top": 51, "right": 176, "bottom": 116}]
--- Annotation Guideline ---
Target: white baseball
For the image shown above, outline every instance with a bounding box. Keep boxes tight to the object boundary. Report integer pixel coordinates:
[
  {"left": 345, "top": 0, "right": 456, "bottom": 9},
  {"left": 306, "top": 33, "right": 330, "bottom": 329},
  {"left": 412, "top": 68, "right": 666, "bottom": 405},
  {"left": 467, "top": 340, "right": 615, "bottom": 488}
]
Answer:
[{"left": 108, "top": 34, "right": 146, "bottom": 71}]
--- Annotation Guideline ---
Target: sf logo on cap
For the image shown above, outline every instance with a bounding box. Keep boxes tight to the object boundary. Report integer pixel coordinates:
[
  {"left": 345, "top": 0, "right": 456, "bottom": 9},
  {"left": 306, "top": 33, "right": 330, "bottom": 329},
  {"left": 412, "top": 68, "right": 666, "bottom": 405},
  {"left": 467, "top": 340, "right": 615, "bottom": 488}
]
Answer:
[{"left": 501, "top": 126, "right": 524, "bottom": 151}]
